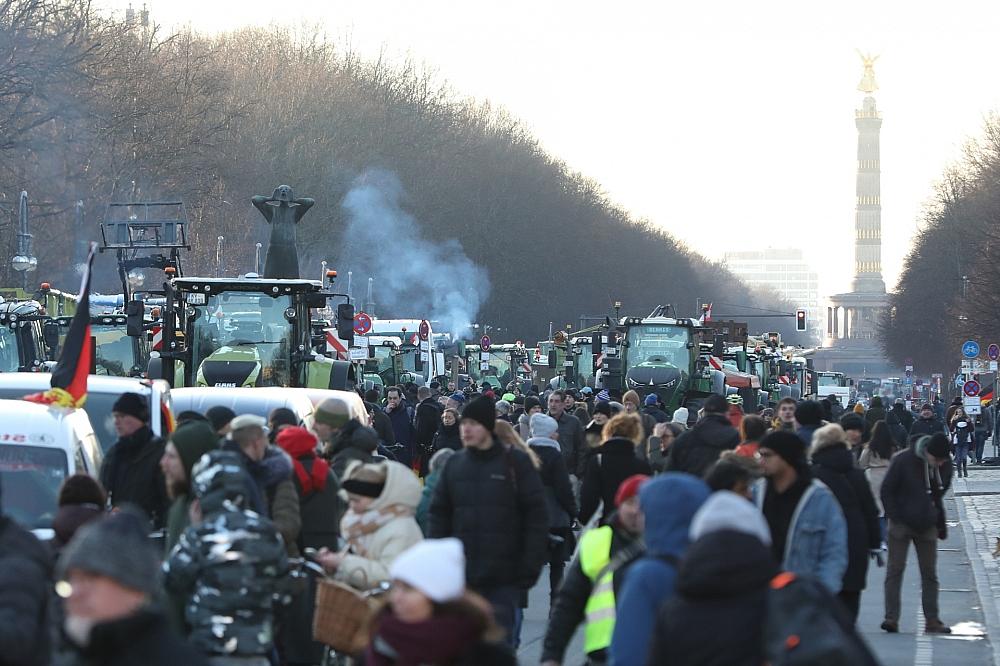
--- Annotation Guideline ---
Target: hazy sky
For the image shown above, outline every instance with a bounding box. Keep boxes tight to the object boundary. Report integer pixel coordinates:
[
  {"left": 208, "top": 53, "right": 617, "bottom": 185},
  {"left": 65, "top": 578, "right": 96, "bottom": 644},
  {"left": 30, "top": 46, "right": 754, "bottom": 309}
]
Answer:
[{"left": 100, "top": 0, "right": 1000, "bottom": 299}]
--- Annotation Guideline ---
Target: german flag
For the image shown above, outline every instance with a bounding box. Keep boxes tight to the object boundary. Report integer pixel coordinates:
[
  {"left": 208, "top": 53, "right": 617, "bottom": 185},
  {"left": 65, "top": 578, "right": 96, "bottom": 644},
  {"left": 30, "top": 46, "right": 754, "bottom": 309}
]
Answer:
[
  {"left": 24, "top": 243, "right": 96, "bottom": 408},
  {"left": 982, "top": 387, "right": 994, "bottom": 407}
]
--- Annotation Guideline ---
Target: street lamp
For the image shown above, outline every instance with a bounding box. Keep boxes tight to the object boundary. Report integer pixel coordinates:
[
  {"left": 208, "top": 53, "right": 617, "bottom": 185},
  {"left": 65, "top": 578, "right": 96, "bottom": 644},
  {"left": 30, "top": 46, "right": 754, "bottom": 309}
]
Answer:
[
  {"left": 254, "top": 242, "right": 262, "bottom": 274},
  {"left": 11, "top": 191, "right": 36, "bottom": 290},
  {"left": 215, "top": 236, "right": 224, "bottom": 278}
]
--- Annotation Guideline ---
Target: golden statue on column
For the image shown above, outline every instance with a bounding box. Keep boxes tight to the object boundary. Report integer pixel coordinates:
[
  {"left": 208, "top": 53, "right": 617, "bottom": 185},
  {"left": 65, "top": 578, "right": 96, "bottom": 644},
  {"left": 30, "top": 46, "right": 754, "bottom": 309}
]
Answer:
[{"left": 857, "top": 51, "right": 879, "bottom": 94}]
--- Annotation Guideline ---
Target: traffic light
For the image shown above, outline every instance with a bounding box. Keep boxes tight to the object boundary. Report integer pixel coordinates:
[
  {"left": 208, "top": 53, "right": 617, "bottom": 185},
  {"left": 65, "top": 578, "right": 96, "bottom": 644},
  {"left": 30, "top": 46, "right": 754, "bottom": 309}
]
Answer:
[
  {"left": 795, "top": 309, "right": 807, "bottom": 332},
  {"left": 336, "top": 302, "right": 355, "bottom": 347}
]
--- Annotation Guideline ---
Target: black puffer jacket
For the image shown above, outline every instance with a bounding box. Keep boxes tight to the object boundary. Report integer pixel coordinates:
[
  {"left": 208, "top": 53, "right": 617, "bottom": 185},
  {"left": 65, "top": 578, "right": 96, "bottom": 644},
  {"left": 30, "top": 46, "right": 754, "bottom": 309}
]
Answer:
[
  {"left": 664, "top": 414, "right": 739, "bottom": 478},
  {"left": 647, "top": 530, "right": 777, "bottom": 666},
  {"left": 910, "top": 416, "right": 946, "bottom": 439},
  {"left": 432, "top": 421, "right": 462, "bottom": 452},
  {"left": 414, "top": 398, "right": 443, "bottom": 452},
  {"left": 0, "top": 516, "right": 51, "bottom": 666},
  {"left": 527, "top": 438, "right": 578, "bottom": 528},
  {"left": 810, "top": 442, "right": 881, "bottom": 592},
  {"left": 428, "top": 439, "right": 548, "bottom": 590},
  {"left": 64, "top": 608, "right": 209, "bottom": 666},
  {"left": 99, "top": 425, "right": 169, "bottom": 529},
  {"left": 326, "top": 420, "right": 379, "bottom": 479},
  {"left": 881, "top": 446, "right": 952, "bottom": 532},
  {"left": 578, "top": 438, "right": 652, "bottom": 525}
]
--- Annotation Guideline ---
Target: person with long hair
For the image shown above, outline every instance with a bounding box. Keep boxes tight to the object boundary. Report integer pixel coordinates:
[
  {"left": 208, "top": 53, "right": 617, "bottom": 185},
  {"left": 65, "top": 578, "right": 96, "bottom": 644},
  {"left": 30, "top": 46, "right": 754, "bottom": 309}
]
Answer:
[
  {"left": 578, "top": 414, "right": 652, "bottom": 525},
  {"left": 735, "top": 415, "right": 769, "bottom": 458},
  {"left": 859, "top": 421, "right": 895, "bottom": 545},
  {"left": 950, "top": 407, "right": 974, "bottom": 478}
]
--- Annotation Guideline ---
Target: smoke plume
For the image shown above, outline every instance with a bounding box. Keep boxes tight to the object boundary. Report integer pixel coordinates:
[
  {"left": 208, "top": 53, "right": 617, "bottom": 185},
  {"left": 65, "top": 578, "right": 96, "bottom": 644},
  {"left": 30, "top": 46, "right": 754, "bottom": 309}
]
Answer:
[{"left": 338, "top": 169, "right": 489, "bottom": 337}]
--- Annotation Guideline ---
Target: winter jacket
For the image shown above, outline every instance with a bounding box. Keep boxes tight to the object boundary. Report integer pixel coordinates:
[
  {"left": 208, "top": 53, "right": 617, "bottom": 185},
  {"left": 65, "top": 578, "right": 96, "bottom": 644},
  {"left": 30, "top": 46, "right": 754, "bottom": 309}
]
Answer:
[
  {"left": 366, "top": 603, "right": 516, "bottom": 666},
  {"left": 647, "top": 530, "right": 777, "bottom": 666},
  {"left": 865, "top": 406, "right": 886, "bottom": 429},
  {"left": 416, "top": 469, "right": 442, "bottom": 535},
  {"left": 890, "top": 405, "right": 914, "bottom": 432},
  {"left": 414, "top": 398, "right": 444, "bottom": 453},
  {"left": 163, "top": 467, "right": 289, "bottom": 657},
  {"left": 291, "top": 456, "right": 340, "bottom": 552},
  {"left": 99, "top": 425, "right": 169, "bottom": 529},
  {"left": 584, "top": 420, "right": 604, "bottom": 451},
  {"left": 428, "top": 438, "right": 549, "bottom": 591},
  {"left": 63, "top": 608, "right": 209, "bottom": 666},
  {"left": 796, "top": 423, "right": 823, "bottom": 447},
  {"left": 951, "top": 418, "right": 974, "bottom": 446},
  {"left": 516, "top": 411, "right": 533, "bottom": 441},
  {"left": 542, "top": 516, "right": 643, "bottom": 663},
  {"left": 327, "top": 420, "right": 380, "bottom": 479},
  {"left": 337, "top": 461, "right": 423, "bottom": 589},
  {"left": 528, "top": 437, "right": 578, "bottom": 529},
  {"left": 550, "top": 411, "right": 586, "bottom": 475},
  {"left": 881, "top": 445, "right": 953, "bottom": 533},
  {"left": 365, "top": 400, "right": 396, "bottom": 448},
  {"left": 642, "top": 405, "right": 669, "bottom": 424},
  {"left": 858, "top": 447, "right": 890, "bottom": 516},
  {"left": 578, "top": 438, "right": 652, "bottom": 525},
  {"left": 609, "top": 474, "right": 710, "bottom": 666},
  {"left": 910, "top": 416, "right": 946, "bottom": 439},
  {"left": 431, "top": 421, "right": 462, "bottom": 452},
  {"left": 664, "top": 413, "right": 740, "bottom": 477},
  {"left": 252, "top": 446, "right": 301, "bottom": 555},
  {"left": 49, "top": 503, "right": 103, "bottom": 561},
  {"left": 810, "top": 441, "right": 881, "bottom": 592},
  {"left": 385, "top": 403, "right": 416, "bottom": 466},
  {"left": 0, "top": 516, "right": 51, "bottom": 666},
  {"left": 753, "top": 477, "right": 848, "bottom": 594}
]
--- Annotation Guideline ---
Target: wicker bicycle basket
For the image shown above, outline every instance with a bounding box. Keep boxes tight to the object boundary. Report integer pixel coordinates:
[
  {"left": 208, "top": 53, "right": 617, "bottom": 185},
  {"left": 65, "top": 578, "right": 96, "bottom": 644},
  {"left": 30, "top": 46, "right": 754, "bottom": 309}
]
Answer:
[{"left": 313, "top": 578, "right": 384, "bottom": 654}]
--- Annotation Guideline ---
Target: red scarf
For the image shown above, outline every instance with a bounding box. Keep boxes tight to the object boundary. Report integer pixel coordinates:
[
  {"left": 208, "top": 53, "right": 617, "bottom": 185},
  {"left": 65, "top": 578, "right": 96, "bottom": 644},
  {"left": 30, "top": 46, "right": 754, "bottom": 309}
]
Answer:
[{"left": 277, "top": 427, "right": 328, "bottom": 495}]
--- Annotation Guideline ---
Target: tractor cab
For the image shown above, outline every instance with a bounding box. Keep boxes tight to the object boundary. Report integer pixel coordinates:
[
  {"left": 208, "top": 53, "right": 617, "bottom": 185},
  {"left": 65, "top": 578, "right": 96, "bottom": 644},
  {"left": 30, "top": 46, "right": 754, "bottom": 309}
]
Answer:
[{"left": 0, "top": 300, "right": 48, "bottom": 373}]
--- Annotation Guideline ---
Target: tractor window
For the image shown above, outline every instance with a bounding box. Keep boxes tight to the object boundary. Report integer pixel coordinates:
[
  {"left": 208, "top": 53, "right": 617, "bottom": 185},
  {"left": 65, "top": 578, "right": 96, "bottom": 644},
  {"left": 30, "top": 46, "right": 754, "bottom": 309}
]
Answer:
[
  {"left": 91, "top": 324, "right": 133, "bottom": 376},
  {"left": 628, "top": 325, "right": 690, "bottom": 370},
  {"left": 0, "top": 327, "right": 19, "bottom": 372}
]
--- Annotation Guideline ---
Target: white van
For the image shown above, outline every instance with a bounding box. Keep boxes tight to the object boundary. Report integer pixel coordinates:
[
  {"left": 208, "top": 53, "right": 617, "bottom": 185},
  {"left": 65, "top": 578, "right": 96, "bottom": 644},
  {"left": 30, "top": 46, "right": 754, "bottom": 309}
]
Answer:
[
  {"left": 0, "top": 399, "right": 102, "bottom": 538},
  {"left": 0, "top": 374, "right": 174, "bottom": 453},
  {"left": 171, "top": 387, "right": 316, "bottom": 431}
]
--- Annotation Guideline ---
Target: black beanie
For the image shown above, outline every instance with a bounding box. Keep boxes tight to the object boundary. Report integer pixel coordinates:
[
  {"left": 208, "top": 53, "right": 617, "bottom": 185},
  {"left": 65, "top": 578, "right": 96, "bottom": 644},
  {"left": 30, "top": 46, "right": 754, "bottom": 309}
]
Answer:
[
  {"left": 926, "top": 433, "right": 951, "bottom": 459},
  {"left": 205, "top": 405, "right": 236, "bottom": 433},
  {"left": 794, "top": 400, "right": 823, "bottom": 427},
  {"left": 523, "top": 396, "right": 542, "bottom": 413},
  {"left": 839, "top": 413, "right": 865, "bottom": 433},
  {"left": 593, "top": 401, "right": 612, "bottom": 418},
  {"left": 461, "top": 395, "right": 496, "bottom": 432},
  {"left": 112, "top": 392, "right": 149, "bottom": 422},
  {"left": 759, "top": 430, "right": 807, "bottom": 469}
]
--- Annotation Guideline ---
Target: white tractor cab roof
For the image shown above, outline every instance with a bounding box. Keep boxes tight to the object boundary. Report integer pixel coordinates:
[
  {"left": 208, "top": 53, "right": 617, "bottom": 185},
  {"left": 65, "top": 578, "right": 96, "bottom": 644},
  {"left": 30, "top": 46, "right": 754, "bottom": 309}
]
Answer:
[
  {"left": 0, "top": 373, "right": 173, "bottom": 454},
  {"left": 170, "top": 386, "right": 316, "bottom": 432},
  {"left": 0, "top": 399, "right": 102, "bottom": 539}
]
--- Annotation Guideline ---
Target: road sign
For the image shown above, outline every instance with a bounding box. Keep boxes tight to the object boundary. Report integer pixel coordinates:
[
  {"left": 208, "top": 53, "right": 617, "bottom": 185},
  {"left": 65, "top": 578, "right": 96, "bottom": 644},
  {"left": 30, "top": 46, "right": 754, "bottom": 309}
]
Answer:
[
  {"left": 964, "top": 380, "right": 982, "bottom": 397},
  {"left": 992, "top": 361, "right": 999, "bottom": 372},
  {"left": 418, "top": 319, "right": 430, "bottom": 341},
  {"left": 353, "top": 311, "right": 372, "bottom": 336},
  {"left": 480, "top": 334, "right": 491, "bottom": 352},
  {"left": 989, "top": 344, "right": 1000, "bottom": 361},
  {"left": 963, "top": 340, "right": 981, "bottom": 358},
  {"left": 963, "top": 395, "right": 983, "bottom": 415}
]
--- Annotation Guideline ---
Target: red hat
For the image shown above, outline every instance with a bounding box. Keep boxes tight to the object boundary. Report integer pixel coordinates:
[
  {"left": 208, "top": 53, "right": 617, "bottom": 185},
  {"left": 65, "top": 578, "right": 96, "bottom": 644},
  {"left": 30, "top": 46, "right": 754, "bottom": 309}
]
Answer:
[{"left": 615, "top": 474, "right": 650, "bottom": 507}]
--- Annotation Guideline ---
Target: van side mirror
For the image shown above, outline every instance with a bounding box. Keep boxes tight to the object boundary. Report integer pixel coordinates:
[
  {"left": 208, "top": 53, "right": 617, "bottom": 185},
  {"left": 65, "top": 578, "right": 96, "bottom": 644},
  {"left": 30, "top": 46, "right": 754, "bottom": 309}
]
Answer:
[{"left": 126, "top": 300, "right": 144, "bottom": 337}]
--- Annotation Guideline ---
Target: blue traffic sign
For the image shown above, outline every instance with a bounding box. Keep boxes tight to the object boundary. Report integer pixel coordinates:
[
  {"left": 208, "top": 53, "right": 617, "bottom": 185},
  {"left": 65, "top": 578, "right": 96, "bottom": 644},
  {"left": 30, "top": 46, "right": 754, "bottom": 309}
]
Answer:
[
  {"left": 963, "top": 340, "right": 980, "bottom": 359},
  {"left": 964, "top": 380, "right": 982, "bottom": 397},
  {"left": 989, "top": 343, "right": 1000, "bottom": 361}
]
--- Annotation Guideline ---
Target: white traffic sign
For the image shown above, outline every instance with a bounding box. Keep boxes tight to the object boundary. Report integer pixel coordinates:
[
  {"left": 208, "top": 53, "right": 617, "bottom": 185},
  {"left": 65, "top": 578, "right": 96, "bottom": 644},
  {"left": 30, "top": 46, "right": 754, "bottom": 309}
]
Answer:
[{"left": 964, "top": 395, "right": 982, "bottom": 415}]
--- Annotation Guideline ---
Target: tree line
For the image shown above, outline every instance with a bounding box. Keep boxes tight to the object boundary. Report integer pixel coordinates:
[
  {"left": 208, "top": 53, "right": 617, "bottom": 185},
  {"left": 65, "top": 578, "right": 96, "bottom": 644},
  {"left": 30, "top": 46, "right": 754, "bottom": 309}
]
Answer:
[{"left": 0, "top": 0, "right": 808, "bottom": 343}]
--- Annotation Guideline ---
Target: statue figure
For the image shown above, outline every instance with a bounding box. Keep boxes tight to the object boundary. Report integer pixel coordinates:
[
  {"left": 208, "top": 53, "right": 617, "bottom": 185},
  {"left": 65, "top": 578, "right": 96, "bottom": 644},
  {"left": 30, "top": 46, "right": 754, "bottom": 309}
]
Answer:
[
  {"left": 857, "top": 51, "right": 879, "bottom": 94},
  {"left": 251, "top": 185, "right": 314, "bottom": 279}
]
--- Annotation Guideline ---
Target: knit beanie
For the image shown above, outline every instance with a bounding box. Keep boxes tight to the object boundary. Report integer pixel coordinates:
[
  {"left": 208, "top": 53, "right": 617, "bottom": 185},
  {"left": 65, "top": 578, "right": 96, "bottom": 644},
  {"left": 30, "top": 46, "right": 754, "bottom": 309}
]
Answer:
[
  {"left": 58, "top": 474, "right": 107, "bottom": 508},
  {"left": 169, "top": 420, "right": 221, "bottom": 480},
  {"left": 644, "top": 393, "right": 659, "bottom": 406},
  {"left": 495, "top": 400, "right": 511, "bottom": 416},
  {"left": 671, "top": 407, "right": 689, "bottom": 425},
  {"left": 461, "top": 395, "right": 496, "bottom": 432},
  {"left": 389, "top": 538, "right": 466, "bottom": 603},
  {"left": 614, "top": 474, "right": 650, "bottom": 507},
  {"left": 502, "top": 393, "right": 517, "bottom": 403},
  {"left": 925, "top": 433, "right": 951, "bottom": 459},
  {"left": 530, "top": 412, "right": 559, "bottom": 438},
  {"left": 314, "top": 397, "right": 351, "bottom": 429},
  {"left": 593, "top": 401, "right": 612, "bottom": 418},
  {"left": 839, "top": 413, "right": 865, "bottom": 433},
  {"left": 57, "top": 508, "right": 160, "bottom": 596},
  {"left": 523, "top": 396, "right": 542, "bottom": 413},
  {"left": 759, "top": 430, "right": 807, "bottom": 470},
  {"left": 205, "top": 405, "right": 236, "bottom": 433},
  {"left": 449, "top": 392, "right": 467, "bottom": 405},
  {"left": 689, "top": 490, "right": 771, "bottom": 546},
  {"left": 794, "top": 400, "right": 823, "bottom": 427},
  {"left": 111, "top": 392, "right": 149, "bottom": 422}
]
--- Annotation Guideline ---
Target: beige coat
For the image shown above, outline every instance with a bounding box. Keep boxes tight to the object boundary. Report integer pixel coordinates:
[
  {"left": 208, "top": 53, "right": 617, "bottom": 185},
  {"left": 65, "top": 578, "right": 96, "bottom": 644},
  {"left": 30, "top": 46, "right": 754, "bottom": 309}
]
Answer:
[
  {"left": 858, "top": 446, "right": 890, "bottom": 516},
  {"left": 336, "top": 461, "right": 423, "bottom": 589}
]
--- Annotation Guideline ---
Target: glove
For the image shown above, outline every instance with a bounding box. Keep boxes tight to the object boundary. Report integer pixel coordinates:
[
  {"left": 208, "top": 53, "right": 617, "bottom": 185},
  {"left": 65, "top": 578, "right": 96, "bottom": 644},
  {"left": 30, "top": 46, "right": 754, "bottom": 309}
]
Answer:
[{"left": 870, "top": 549, "right": 885, "bottom": 568}]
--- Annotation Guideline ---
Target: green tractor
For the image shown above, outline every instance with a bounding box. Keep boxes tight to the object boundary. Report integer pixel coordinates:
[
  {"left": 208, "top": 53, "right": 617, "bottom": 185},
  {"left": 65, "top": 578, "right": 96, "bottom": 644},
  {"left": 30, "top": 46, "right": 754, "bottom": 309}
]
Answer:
[{"left": 0, "top": 299, "right": 49, "bottom": 372}]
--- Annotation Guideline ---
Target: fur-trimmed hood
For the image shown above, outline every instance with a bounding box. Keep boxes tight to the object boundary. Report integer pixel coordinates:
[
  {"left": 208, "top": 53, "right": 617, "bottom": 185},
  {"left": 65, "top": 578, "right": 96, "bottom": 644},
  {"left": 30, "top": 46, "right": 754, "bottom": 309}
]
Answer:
[{"left": 810, "top": 422, "right": 849, "bottom": 457}]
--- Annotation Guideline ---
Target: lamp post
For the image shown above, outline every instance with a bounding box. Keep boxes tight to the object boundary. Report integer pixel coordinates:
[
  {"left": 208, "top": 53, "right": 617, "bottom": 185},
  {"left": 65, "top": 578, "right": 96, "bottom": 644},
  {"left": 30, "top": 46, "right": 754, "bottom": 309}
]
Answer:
[
  {"left": 320, "top": 260, "right": 328, "bottom": 283},
  {"left": 11, "top": 191, "right": 37, "bottom": 291},
  {"left": 215, "top": 236, "right": 224, "bottom": 277},
  {"left": 254, "top": 242, "right": 262, "bottom": 274}
]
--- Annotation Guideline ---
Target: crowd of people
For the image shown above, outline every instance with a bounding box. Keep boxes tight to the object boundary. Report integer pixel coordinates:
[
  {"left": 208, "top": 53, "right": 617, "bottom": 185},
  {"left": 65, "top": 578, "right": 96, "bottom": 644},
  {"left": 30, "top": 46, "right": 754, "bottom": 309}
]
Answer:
[{"left": 0, "top": 378, "right": 980, "bottom": 665}]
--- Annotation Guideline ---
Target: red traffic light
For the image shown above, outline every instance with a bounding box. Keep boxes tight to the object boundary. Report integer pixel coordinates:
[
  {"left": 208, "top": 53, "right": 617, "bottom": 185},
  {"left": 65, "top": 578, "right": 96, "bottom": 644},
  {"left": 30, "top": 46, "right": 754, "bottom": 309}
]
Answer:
[{"left": 795, "top": 309, "right": 807, "bottom": 332}]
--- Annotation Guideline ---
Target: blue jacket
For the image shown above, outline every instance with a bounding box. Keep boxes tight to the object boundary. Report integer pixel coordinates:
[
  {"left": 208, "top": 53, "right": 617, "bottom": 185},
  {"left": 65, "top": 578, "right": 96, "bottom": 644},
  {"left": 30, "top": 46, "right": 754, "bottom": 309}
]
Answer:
[
  {"left": 608, "top": 473, "right": 710, "bottom": 666},
  {"left": 753, "top": 477, "right": 848, "bottom": 594}
]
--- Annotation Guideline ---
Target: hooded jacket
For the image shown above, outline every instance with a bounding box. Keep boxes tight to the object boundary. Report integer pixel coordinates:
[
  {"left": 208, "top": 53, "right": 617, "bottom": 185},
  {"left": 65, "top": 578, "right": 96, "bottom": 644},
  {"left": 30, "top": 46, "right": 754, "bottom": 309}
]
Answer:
[
  {"left": 428, "top": 438, "right": 549, "bottom": 590},
  {"left": 243, "top": 444, "right": 301, "bottom": 555},
  {"left": 336, "top": 461, "right": 423, "bottom": 589},
  {"left": 880, "top": 440, "right": 952, "bottom": 532},
  {"left": 810, "top": 433, "right": 881, "bottom": 593},
  {"left": 0, "top": 516, "right": 51, "bottom": 666},
  {"left": 608, "top": 474, "right": 710, "bottom": 666},
  {"left": 578, "top": 437, "right": 651, "bottom": 525},
  {"left": 163, "top": 453, "right": 289, "bottom": 657},
  {"left": 648, "top": 530, "right": 777, "bottom": 666},
  {"left": 664, "top": 413, "right": 739, "bottom": 477},
  {"left": 327, "top": 420, "right": 380, "bottom": 479},
  {"left": 527, "top": 436, "right": 578, "bottom": 529}
]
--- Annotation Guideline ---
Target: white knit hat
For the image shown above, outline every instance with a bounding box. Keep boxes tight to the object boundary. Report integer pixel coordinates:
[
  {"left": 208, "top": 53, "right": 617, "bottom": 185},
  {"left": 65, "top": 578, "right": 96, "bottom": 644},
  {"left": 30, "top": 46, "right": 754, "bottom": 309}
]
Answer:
[
  {"left": 689, "top": 490, "right": 771, "bottom": 546},
  {"left": 389, "top": 538, "right": 466, "bottom": 602},
  {"left": 530, "top": 412, "right": 559, "bottom": 438},
  {"left": 671, "top": 407, "right": 689, "bottom": 425}
]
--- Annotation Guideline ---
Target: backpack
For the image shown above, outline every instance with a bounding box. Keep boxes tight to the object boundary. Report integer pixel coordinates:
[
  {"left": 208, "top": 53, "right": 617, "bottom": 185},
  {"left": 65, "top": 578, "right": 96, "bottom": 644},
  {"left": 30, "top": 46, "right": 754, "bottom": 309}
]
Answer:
[{"left": 764, "top": 572, "right": 877, "bottom": 665}]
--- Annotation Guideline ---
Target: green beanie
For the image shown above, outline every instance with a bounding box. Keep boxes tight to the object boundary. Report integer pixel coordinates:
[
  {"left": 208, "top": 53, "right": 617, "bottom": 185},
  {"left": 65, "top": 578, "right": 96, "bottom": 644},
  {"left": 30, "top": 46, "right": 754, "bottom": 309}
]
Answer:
[
  {"left": 169, "top": 420, "right": 221, "bottom": 479},
  {"left": 314, "top": 397, "right": 351, "bottom": 429}
]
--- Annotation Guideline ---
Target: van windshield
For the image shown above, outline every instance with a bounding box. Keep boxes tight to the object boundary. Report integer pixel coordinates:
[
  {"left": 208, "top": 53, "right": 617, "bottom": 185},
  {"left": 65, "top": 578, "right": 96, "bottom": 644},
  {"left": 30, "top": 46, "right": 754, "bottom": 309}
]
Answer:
[
  {"left": 0, "top": 444, "right": 68, "bottom": 529},
  {"left": 0, "top": 389, "right": 124, "bottom": 453}
]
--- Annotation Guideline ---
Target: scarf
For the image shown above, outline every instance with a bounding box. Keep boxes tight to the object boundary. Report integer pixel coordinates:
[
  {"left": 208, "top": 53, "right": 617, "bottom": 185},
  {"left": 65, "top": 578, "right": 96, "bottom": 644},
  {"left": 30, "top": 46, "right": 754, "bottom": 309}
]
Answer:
[
  {"left": 341, "top": 504, "right": 414, "bottom": 557},
  {"left": 366, "top": 610, "right": 482, "bottom": 666}
]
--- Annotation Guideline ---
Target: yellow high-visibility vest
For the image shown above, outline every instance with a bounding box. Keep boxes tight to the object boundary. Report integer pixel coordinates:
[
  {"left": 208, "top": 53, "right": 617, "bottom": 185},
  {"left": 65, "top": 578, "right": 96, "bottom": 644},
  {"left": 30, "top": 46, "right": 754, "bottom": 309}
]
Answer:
[{"left": 579, "top": 525, "right": 616, "bottom": 654}]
